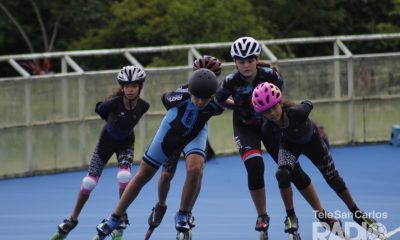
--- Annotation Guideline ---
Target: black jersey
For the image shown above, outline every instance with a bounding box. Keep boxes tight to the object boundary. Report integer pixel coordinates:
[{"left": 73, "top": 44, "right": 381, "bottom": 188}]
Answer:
[
  {"left": 95, "top": 96, "right": 149, "bottom": 140},
  {"left": 216, "top": 65, "right": 283, "bottom": 126},
  {"left": 268, "top": 102, "right": 314, "bottom": 144}
]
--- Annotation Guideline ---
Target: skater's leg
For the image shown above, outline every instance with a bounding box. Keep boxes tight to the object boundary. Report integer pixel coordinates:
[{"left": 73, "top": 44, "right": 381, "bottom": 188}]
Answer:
[
  {"left": 96, "top": 160, "right": 158, "bottom": 236},
  {"left": 179, "top": 153, "right": 204, "bottom": 212},
  {"left": 244, "top": 156, "right": 267, "bottom": 216},
  {"left": 53, "top": 136, "right": 114, "bottom": 239},
  {"left": 186, "top": 167, "right": 203, "bottom": 228},
  {"left": 158, "top": 171, "right": 174, "bottom": 206},
  {"left": 114, "top": 160, "right": 158, "bottom": 216}
]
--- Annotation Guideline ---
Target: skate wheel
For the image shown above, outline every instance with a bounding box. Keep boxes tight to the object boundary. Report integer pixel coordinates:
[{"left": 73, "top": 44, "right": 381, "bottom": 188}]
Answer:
[
  {"left": 259, "top": 231, "right": 268, "bottom": 240},
  {"left": 176, "top": 230, "right": 192, "bottom": 240},
  {"left": 50, "top": 232, "right": 65, "bottom": 240},
  {"left": 91, "top": 235, "right": 106, "bottom": 240},
  {"left": 111, "top": 229, "right": 123, "bottom": 240}
]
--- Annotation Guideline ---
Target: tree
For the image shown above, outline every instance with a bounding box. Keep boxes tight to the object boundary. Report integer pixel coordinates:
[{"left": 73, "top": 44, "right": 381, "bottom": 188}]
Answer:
[{"left": 68, "top": 0, "right": 274, "bottom": 66}]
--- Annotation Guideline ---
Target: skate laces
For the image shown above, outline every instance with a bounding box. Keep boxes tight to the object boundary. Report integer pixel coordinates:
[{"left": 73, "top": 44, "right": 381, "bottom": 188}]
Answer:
[
  {"left": 59, "top": 217, "right": 78, "bottom": 233},
  {"left": 284, "top": 216, "right": 299, "bottom": 233},
  {"left": 97, "top": 216, "right": 120, "bottom": 235},
  {"left": 255, "top": 214, "right": 270, "bottom": 232}
]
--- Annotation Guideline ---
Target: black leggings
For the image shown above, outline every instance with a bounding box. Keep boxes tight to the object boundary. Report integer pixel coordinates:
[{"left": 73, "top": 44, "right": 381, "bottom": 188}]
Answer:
[
  {"left": 234, "top": 120, "right": 311, "bottom": 191},
  {"left": 277, "top": 128, "right": 346, "bottom": 193}
]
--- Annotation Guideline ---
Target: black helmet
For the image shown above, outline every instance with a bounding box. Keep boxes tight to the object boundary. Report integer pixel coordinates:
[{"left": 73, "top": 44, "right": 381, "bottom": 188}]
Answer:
[
  {"left": 193, "top": 55, "right": 222, "bottom": 77},
  {"left": 188, "top": 68, "right": 218, "bottom": 98}
]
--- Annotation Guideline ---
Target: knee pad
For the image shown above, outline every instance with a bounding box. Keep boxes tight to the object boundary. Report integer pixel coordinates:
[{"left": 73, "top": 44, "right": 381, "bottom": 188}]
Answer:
[
  {"left": 326, "top": 175, "right": 347, "bottom": 193},
  {"left": 275, "top": 166, "right": 292, "bottom": 189},
  {"left": 244, "top": 156, "right": 265, "bottom": 190},
  {"left": 117, "top": 168, "right": 132, "bottom": 190},
  {"left": 291, "top": 165, "right": 311, "bottom": 190},
  {"left": 80, "top": 175, "right": 99, "bottom": 195}
]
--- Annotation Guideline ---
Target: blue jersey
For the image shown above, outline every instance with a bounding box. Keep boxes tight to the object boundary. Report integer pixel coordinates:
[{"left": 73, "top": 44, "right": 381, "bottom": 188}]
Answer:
[
  {"left": 161, "top": 85, "right": 224, "bottom": 137},
  {"left": 216, "top": 65, "right": 283, "bottom": 126},
  {"left": 144, "top": 86, "right": 224, "bottom": 168}
]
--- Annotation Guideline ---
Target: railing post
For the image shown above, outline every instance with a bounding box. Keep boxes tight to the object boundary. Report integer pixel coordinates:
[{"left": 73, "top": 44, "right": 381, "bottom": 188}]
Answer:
[
  {"left": 333, "top": 42, "right": 342, "bottom": 143},
  {"left": 25, "top": 79, "right": 33, "bottom": 172},
  {"left": 347, "top": 58, "right": 355, "bottom": 143},
  {"left": 60, "top": 60, "right": 70, "bottom": 169},
  {"left": 79, "top": 77, "right": 86, "bottom": 166}
]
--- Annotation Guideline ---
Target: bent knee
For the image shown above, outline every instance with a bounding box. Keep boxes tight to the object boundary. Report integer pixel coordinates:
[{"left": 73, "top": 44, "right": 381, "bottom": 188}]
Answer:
[
  {"left": 276, "top": 166, "right": 292, "bottom": 189},
  {"left": 80, "top": 175, "right": 99, "bottom": 195}
]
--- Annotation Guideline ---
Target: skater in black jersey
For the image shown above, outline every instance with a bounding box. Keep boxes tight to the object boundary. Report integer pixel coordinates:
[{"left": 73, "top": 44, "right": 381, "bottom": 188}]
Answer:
[
  {"left": 215, "top": 36, "right": 337, "bottom": 239},
  {"left": 51, "top": 66, "right": 149, "bottom": 240},
  {"left": 252, "top": 82, "right": 382, "bottom": 238}
]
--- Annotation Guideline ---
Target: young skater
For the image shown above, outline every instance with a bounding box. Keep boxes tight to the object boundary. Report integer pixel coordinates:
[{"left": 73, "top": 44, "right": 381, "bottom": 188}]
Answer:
[
  {"left": 92, "top": 68, "right": 223, "bottom": 239},
  {"left": 215, "top": 36, "right": 349, "bottom": 239},
  {"left": 51, "top": 66, "right": 149, "bottom": 240},
  {"left": 145, "top": 55, "right": 223, "bottom": 237},
  {"left": 252, "top": 82, "right": 381, "bottom": 238}
]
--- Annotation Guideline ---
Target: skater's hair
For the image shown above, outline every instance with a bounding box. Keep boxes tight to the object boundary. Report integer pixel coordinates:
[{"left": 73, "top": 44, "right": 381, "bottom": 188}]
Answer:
[{"left": 107, "top": 87, "right": 124, "bottom": 100}]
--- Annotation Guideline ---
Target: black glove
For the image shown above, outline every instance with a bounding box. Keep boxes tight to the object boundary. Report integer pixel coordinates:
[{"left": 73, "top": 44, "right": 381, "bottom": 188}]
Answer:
[{"left": 301, "top": 100, "right": 313, "bottom": 110}]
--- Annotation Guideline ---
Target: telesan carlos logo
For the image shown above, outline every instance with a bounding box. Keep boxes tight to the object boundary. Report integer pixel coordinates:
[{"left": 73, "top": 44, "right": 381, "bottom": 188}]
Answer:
[{"left": 312, "top": 210, "right": 400, "bottom": 240}]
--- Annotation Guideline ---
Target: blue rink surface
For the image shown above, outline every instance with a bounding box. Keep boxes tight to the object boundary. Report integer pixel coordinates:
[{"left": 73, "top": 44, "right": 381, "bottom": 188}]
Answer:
[{"left": 1, "top": 144, "right": 399, "bottom": 240}]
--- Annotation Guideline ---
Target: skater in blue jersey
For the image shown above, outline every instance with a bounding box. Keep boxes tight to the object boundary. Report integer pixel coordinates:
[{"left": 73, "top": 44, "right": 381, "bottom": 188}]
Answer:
[
  {"left": 145, "top": 55, "right": 223, "bottom": 237},
  {"left": 93, "top": 68, "right": 223, "bottom": 239},
  {"left": 252, "top": 82, "right": 382, "bottom": 238},
  {"left": 51, "top": 66, "right": 149, "bottom": 240}
]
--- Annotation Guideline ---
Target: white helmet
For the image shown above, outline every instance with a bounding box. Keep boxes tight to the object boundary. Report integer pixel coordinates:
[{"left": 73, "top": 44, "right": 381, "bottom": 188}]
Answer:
[
  {"left": 117, "top": 66, "right": 146, "bottom": 86},
  {"left": 230, "top": 36, "right": 261, "bottom": 59}
]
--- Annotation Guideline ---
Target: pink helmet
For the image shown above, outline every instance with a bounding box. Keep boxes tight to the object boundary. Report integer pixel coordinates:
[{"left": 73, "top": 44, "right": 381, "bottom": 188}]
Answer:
[{"left": 252, "top": 82, "right": 282, "bottom": 113}]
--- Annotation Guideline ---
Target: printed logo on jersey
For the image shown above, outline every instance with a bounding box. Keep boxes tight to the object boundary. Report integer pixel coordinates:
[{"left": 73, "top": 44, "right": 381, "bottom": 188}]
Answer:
[
  {"left": 167, "top": 94, "right": 183, "bottom": 102},
  {"left": 181, "top": 102, "right": 199, "bottom": 132},
  {"left": 234, "top": 136, "right": 242, "bottom": 149}
]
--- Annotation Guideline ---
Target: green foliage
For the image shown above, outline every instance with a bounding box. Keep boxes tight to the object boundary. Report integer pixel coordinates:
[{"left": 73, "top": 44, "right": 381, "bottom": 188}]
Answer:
[{"left": 1, "top": 0, "right": 399, "bottom": 60}]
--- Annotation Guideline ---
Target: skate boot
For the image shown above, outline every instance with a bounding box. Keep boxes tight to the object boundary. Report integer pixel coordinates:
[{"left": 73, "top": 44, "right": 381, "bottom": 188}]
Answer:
[
  {"left": 148, "top": 203, "right": 167, "bottom": 228},
  {"left": 316, "top": 209, "right": 347, "bottom": 239},
  {"left": 255, "top": 213, "right": 270, "bottom": 240},
  {"left": 144, "top": 203, "right": 167, "bottom": 240},
  {"left": 50, "top": 217, "right": 78, "bottom": 240},
  {"left": 353, "top": 210, "right": 385, "bottom": 238},
  {"left": 175, "top": 211, "right": 192, "bottom": 240},
  {"left": 94, "top": 215, "right": 120, "bottom": 238},
  {"left": 175, "top": 211, "right": 191, "bottom": 232},
  {"left": 111, "top": 213, "right": 129, "bottom": 240},
  {"left": 284, "top": 216, "right": 301, "bottom": 240}
]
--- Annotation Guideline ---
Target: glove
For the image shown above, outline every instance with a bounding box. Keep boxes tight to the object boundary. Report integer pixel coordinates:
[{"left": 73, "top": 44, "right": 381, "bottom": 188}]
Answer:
[{"left": 301, "top": 100, "right": 313, "bottom": 110}]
